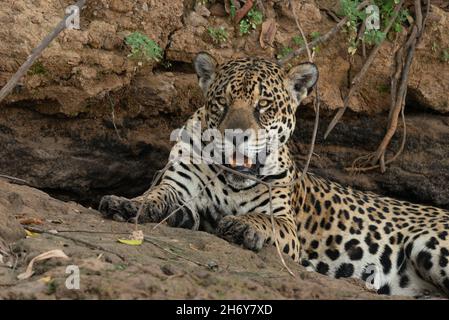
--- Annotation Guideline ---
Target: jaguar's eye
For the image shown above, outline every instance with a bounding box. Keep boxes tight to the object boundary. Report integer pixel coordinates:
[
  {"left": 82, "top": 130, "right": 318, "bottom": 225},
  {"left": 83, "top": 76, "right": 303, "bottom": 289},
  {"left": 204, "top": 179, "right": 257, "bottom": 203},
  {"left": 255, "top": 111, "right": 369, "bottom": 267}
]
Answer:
[
  {"left": 217, "top": 97, "right": 227, "bottom": 105},
  {"left": 258, "top": 99, "right": 269, "bottom": 108},
  {"left": 257, "top": 99, "right": 271, "bottom": 113}
]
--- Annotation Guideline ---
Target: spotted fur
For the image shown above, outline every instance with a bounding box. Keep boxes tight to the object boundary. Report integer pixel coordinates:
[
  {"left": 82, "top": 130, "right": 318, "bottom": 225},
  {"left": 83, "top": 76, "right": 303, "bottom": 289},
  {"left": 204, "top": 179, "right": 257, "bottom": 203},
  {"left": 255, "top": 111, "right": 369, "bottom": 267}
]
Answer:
[{"left": 100, "top": 54, "right": 449, "bottom": 297}]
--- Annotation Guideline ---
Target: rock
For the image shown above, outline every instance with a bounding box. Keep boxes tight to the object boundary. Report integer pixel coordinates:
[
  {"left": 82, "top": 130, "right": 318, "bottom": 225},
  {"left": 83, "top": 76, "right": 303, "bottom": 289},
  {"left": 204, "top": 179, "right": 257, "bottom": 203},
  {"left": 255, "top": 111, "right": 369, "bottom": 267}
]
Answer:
[
  {"left": 408, "top": 6, "right": 449, "bottom": 113},
  {"left": 0, "top": 71, "right": 203, "bottom": 206},
  {"left": 0, "top": 0, "right": 184, "bottom": 115}
]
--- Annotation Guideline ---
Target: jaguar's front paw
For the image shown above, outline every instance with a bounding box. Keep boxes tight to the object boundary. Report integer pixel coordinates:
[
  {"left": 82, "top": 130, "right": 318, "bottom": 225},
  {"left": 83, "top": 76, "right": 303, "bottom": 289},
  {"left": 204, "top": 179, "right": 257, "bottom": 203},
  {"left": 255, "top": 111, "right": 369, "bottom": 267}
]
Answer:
[
  {"left": 216, "top": 215, "right": 267, "bottom": 252},
  {"left": 99, "top": 195, "right": 169, "bottom": 224},
  {"left": 98, "top": 195, "right": 139, "bottom": 222}
]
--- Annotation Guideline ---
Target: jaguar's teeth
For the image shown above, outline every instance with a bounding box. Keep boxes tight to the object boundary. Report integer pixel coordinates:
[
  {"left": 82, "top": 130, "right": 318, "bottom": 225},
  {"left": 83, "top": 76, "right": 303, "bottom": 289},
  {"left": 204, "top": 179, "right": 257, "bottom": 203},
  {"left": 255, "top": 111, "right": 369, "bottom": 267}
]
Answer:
[{"left": 228, "top": 153, "right": 253, "bottom": 168}]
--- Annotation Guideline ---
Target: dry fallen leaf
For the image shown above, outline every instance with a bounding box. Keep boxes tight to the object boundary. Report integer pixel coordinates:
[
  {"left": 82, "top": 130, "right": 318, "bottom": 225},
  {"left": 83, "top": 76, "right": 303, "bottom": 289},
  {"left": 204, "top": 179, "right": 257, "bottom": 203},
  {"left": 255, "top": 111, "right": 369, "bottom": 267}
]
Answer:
[
  {"left": 19, "top": 217, "right": 44, "bottom": 225},
  {"left": 117, "top": 230, "right": 144, "bottom": 246},
  {"left": 25, "top": 229, "right": 39, "bottom": 237},
  {"left": 189, "top": 243, "right": 200, "bottom": 251},
  {"left": 39, "top": 276, "right": 52, "bottom": 284},
  {"left": 17, "top": 249, "right": 69, "bottom": 280},
  {"left": 260, "top": 18, "right": 277, "bottom": 49},
  {"left": 117, "top": 239, "right": 143, "bottom": 246}
]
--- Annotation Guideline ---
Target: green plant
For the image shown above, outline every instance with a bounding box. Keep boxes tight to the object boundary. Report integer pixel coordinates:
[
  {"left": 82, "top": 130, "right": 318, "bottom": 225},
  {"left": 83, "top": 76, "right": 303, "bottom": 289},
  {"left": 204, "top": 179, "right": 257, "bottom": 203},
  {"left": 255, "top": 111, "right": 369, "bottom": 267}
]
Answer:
[
  {"left": 377, "top": 83, "right": 390, "bottom": 93},
  {"left": 363, "top": 29, "right": 386, "bottom": 45},
  {"left": 208, "top": 26, "right": 228, "bottom": 44},
  {"left": 47, "top": 281, "right": 57, "bottom": 295},
  {"left": 309, "top": 32, "right": 322, "bottom": 53},
  {"left": 310, "top": 31, "right": 321, "bottom": 41},
  {"left": 277, "top": 35, "right": 307, "bottom": 60},
  {"left": 339, "top": 0, "right": 411, "bottom": 53},
  {"left": 28, "top": 61, "right": 47, "bottom": 75},
  {"left": 247, "top": 7, "right": 263, "bottom": 27},
  {"left": 114, "top": 264, "right": 127, "bottom": 271},
  {"left": 441, "top": 49, "right": 449, "bottom": 63},
  {"left": 239, "top": 7, "right": 263, "bottom": 35},
  {"left": 125, "top": 32, "right": 163, "bottom": 62},
  {"left": 276, "top": 46, "right": 294, "bottom": 60},
  {"left": 432, "top": 41, "right": 439, "bottom": 53},
  {"left": 292, "top": 35, "right": 305, "bottom": 47},
  {"left": 229, "top": 0, "right": 236, "bottom": 19},
  {"left": 239, "top": 20, "right": 251, "bottom": 35}
]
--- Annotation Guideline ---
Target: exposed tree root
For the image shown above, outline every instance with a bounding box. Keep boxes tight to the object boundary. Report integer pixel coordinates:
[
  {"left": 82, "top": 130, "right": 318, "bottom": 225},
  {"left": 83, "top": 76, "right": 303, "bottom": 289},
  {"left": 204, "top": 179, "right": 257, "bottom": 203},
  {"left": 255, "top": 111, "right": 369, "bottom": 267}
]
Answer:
[
  {"left": 324, "top": 0, "right": 405, "bottom": 139},
  {"left": 346, "top": 0, "right": 430, "bottom": 173},
  {"left": 234, "top": 0, "right": 254, "bottom": 24}
]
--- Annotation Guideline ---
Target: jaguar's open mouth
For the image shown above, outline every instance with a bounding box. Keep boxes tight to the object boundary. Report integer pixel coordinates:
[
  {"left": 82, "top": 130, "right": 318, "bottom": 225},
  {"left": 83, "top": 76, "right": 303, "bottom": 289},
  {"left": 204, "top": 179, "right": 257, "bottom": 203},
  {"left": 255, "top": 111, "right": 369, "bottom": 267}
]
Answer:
[{"left": 223, "top": 152, "right": 260, "bottom": 175}]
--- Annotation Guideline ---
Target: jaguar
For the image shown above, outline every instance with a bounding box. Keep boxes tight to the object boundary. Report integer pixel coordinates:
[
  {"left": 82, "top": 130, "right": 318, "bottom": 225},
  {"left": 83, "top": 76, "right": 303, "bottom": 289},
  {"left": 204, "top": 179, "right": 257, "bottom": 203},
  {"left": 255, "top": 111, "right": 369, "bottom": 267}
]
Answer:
[{"left": 99, "top": 53, "right": 449, "bottom": 298}]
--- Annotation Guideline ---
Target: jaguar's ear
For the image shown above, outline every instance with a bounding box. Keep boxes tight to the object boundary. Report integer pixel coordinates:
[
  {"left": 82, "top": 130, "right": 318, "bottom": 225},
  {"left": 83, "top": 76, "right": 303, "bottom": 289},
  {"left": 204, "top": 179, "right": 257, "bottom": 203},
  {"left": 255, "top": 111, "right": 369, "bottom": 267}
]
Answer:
[
  {"left": 286, "top": 63, "right": 318, "bottom": 105},
  {"left": 193, "top": 52, "right": 218, "bottom": 95}
]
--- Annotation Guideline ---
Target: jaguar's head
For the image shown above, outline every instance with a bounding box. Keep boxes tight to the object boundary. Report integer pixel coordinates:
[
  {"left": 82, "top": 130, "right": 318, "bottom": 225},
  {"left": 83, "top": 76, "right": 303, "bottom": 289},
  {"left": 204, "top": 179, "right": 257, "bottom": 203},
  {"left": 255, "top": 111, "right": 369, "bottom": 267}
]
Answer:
[{"left": 193, "top": 53, "right": 318, "bottom": 180}]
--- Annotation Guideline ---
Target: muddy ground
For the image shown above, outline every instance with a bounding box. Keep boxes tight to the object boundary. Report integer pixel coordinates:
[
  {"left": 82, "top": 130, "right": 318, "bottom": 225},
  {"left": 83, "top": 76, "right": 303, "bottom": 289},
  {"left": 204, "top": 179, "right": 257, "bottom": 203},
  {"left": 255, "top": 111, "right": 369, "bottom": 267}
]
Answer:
[{"left": 0, "top": 0, "right": 448, "bottom": 299}]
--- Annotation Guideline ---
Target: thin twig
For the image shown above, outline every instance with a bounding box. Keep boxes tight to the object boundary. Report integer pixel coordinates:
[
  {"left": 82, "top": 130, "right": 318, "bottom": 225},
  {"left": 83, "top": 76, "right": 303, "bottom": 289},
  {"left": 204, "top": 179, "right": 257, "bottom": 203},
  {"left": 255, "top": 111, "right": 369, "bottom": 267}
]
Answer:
[
  {"left": 0, "top": 0, "right": 86, "bottom": 104},
  {"left": 143, "top": 236, "right": 205, "bottom": 267},
  {"left": 25, "top": 226, "right": 126, "bottom": 261},
  {"left": 300, "top": 87, "right": 320, "bottom": 181},
  {"left": 24, "top": 226, "right": 205, "bottom": 267},
  {"left": 0, "top": 174, "right": 31, "bottom": 186},
  {"left": 289, "top": 0, "right": 312, "bottom": 63},
  {"left": 107, "top": 93, "right": 123, "bottom": 141},
  {"left": 319, "top": 6, "right": 341, "bottom": 23},
  {"left": 268, "top": 184, "right": 295, "bottom": 276}
]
